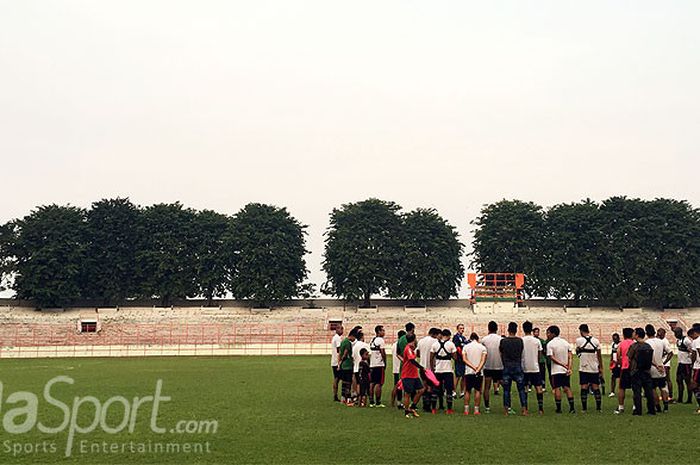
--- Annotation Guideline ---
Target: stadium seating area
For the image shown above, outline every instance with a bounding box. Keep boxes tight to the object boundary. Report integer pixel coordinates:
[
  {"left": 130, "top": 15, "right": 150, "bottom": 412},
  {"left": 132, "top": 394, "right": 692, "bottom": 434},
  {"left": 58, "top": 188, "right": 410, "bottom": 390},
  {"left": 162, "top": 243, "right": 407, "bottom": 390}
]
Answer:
[{"left": 0, "top": 303, "right": 697, "bottom": 358}]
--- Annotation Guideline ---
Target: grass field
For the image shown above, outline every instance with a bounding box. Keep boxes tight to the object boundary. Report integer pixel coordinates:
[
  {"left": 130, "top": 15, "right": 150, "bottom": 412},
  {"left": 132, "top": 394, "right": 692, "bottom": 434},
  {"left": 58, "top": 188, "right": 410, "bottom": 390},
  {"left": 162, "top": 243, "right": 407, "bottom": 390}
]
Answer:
[{"left": 0, "top": 356, "right": 697, "bottom": 465}]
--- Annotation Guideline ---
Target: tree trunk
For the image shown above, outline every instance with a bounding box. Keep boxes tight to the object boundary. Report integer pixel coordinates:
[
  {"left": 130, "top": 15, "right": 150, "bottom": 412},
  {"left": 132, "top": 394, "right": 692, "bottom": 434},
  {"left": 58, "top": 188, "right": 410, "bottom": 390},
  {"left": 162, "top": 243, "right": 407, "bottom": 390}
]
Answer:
[{"left": 363, "top": 291, "right": 371, "bottom": 308}]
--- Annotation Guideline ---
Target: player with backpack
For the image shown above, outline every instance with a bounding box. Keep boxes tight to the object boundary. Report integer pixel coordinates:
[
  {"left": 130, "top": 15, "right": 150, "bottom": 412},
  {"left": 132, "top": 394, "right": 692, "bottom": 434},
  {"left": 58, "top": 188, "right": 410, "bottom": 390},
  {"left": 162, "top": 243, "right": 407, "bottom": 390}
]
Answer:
[{"left": 628, "top": 327, "right": 656, "bottom": 416}]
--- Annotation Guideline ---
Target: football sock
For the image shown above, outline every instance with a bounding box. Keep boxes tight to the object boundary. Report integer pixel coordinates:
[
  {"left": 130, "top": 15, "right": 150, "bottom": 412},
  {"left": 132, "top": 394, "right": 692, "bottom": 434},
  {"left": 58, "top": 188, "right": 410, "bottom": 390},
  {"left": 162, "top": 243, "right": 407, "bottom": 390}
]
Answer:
[
  {"left": 581, "top": 390, "right": 588, "bottom": 411},
  {"left": 555, "top": 399, "right": 562, "bottom": 413},
  {"left": 536, "top": 392, "right": 544, "bottom": 411},
  {"left": 593, "top": 389, "right": 601, "bottom": 410},
  {"left": 567, "top": 397, "right": 575, "bottom": 411}
]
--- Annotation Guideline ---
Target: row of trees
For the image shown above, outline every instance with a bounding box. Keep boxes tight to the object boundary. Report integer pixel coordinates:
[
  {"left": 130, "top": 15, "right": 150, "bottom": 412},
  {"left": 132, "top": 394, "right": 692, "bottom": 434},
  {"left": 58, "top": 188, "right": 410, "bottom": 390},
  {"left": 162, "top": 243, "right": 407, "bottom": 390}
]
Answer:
[
  {"left": 0, "top": 200, "right": 308, "bottom": 307},
  {"left": 472, "top": 197, "right": 700, "bottom": 307},
  {"left": 0, "top": 198, "right": 464, "bottom": 307},
  {"left": 1, "top": 196, "right": 697, "bottom": 308}
]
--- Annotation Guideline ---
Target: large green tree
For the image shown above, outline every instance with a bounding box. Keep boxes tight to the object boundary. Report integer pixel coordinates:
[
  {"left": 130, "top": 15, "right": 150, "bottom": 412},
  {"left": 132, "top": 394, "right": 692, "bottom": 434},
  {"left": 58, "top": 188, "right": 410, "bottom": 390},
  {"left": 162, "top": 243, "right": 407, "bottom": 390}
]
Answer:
[
  {"left": 10, "top": 205, "right": 87, "bottom": 307},
  {"left": 194, "top": 210, "right": 233, "bottom": 306},
  {"left": 84, "top": 198, "right": 141, "bottom": 304},
  {"left": 135, "top": 203, "right": 199, "bottom": 306},
  {"left": 0, "top": 221, "right": 16, "bottom": 293},
  {"left": 322, "top": 198, "right": 403, "bottom": 306},
  {"left": 390, "top": 208, "right": 464, "bottom": 302},
  {"left": 471, "top": 200, "right": 548, "bottom": 297},
  {"left": 228, "top": 203, "right": 308, "bottom": 306},
  {"left": 545, "top": 200, "right": 606, "bottom": 304}
]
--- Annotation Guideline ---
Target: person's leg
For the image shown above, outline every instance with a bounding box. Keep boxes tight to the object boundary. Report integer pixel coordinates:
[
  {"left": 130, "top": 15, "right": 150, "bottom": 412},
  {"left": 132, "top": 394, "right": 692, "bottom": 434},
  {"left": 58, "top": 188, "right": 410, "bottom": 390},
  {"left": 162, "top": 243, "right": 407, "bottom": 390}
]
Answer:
[
  {"left": 515, "top": 371, "right": 528, "bottom": 414},
  {"left": 580, "top": 382, "right": 589, "bottom": 411},
  {"left": 483, "top": 376, "right": 492, "bottom": 411},
  {"left": 553, "top": 386, "right": 562, "bottom": 413},
  {"left": 474, "top": 386, "right": 482, "bottom": 413},
  {"left": 591, "top": 382, "right": 602, "bottom": 411},
  {"left": 665, "top": 369, "right": 673, "bottom": 401},
  {"left": 631, "top": 374, "right": 643, "bottom": 415},
  {"left": 617, "top": 371, "right": 627, "bottom": 412},
  {"left": 332, "top": 367, "right": 340, "bottom": 401},
  {"left": 643, "top": 375, "right": 656, "bottom": 414},
  {"left": 501, "top": 369, "right": 513, "bottom": 415},
  {"left": 676, "top": 365, "right": 685, "bottom": 403},
  {"left": 464, "top": 389, "right": 471, "bottom": 414},
  {"left": 563, "top": 385, "right": 575, "bottom": 412}
]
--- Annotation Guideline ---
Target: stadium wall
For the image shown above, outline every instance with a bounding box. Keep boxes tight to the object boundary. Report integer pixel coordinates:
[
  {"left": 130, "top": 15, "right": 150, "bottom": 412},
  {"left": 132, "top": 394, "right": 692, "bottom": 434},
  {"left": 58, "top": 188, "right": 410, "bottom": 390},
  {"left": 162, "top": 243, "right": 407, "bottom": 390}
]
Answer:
[{"left": 1, "top": 301, "right": 698, "bottom": 359}]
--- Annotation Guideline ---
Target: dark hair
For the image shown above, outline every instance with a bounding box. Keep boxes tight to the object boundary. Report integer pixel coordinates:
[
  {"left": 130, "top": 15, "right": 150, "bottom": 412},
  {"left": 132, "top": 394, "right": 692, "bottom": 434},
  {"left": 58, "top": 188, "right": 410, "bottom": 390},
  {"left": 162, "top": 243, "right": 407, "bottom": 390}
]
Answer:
[
  {"left": 469, "top": 332, "right": 479, "bottom": 341},
  {"left": 547, "top": 325, "right": 560, "bottom": 337},
  {"left": 533, "top": 327, "right": 540, "bottom": 332},
  {"left": 635, "top": 327, "right": 645, "bottom": 339},
  {"left": 612, "top": 332, "right": 620, "bottom": 338},
  {"left": 579, "top": 324, "right": 589, "bottom": 333},
  {"left": 522, "top": 321, "right": 533, "bottom": 333},
  {"left": 348, "top": 328, "right": 358, "bottom": 338},
  {"left": 673, "top": 327, "right": 683, "bottom": 338},
  {"left": 622, "top": 327, "right": 634, "bottom": 339},
  {"left": 688, "top": 327, "right": 696, "bottom": 336},
  {"left": 356, "top": 331, "right": 364, "bottom": 341},
  {"left": 645, "top": 324, "right": 656, "bottom": 337},
  {"left": 406, "top": 333, "right": 416, "bottom": 343},
  {"left": 441, "top": 329, "right": 452, "bottom": 337},
  {"left": 692, "top": 323, "right": 700, "bottom": 332},
  {"left": 507, "top": 322, "right": 518, "bottom": 334},
  {"left": 429, "top": 327, "right": 441, "bottom": 336},
  {"left": 405, "top": 322, "right": 415, "bottom": 332},
  {"left": 359, "top": 348, "right": 368, "bottom": 356},
  {"left": 488, "top": 321, "right": 498, "bottom": 333},
  {"left": 375, "top": 325, "right": 384, "bottom": 335},
  {"left": 398, "top": 330, "right": 406, "bottom": 338}
]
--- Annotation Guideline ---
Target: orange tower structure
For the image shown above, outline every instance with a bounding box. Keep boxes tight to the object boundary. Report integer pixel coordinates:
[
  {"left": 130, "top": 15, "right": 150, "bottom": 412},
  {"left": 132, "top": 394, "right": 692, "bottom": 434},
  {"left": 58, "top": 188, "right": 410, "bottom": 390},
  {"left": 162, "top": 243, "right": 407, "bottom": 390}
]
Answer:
[{"left": 467, "top": 273, "right": 525, "bottom": 305}]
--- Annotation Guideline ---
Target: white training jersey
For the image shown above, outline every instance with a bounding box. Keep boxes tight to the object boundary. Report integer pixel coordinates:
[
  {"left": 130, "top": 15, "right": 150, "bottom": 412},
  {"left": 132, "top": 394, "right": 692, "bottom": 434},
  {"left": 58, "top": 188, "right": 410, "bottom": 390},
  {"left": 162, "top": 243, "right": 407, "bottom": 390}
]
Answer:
[
  {"left": 392, "top": 341, "right": 401, "bottom": 374},
  {"left": 575, "top": 336, "right": 601, "bottom": 374},
  {"left": 463, "top": 342, "right": 487, "bottom": 375},
  {"left": 646, "top": 337, "right": 666, "bottom": 379},
  {"left": 417, "top": 336, "right": 437, "bottom": 368},
  {"left": 369, "top": 336, "right": 386, "bottom": 368},
  {"left": 430, "top": 339, "right": 457, "bottom": 373},
  {"left": 482, "top": 333, "right": 504, "bottom": 370},
  {"left": 352, "top": 340, "right": 370, "bottom": 373},
  {"left": 547, "top": 337, "right": 571, "bottom": 375},
  {"left": 677, "top": 336, "right": 693, "bottom": 365},
  {"left": 693, "top": 337, "right": 700, "bottom": 369},
  {"left": 522, "top": 335, "right": 542, "bottom": 373},
  {"left": 662, "top": 337, "right": 672, "bottom": 367},
  {"left": 331, "top": 333, "right": 342, "bottom": 367},
  {"left": 611, "top": 341, "right": 620, "bottom": 363}
]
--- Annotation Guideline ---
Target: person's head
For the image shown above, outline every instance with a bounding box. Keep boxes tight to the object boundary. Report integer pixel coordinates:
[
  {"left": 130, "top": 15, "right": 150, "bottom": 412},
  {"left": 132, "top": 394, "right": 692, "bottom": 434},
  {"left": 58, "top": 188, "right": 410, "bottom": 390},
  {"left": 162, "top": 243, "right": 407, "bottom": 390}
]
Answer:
[
  {"left": 429, "top": 327, "right": 441, "bottom": 338},
  {"left": 335, "top": 325, "right": 344, "bottom": 336},
  {"left": 507, "top": 322, "right": 518, "bottom": 335},
  {"left": 533, "top": 327, "right": 540, "bottom": 338},
  {"left": 350, "top": 325, "right": 362, "bottom": 338},
  {"left": 487, "top": 321, "right": 498, "bottom": 334},
  {"left": 469, "top": 332, "right": 479, "bottom": 342},
  {"left": 441, "top": 328, "right": 452, "bottom": 340},
  {"left": 397, "top": 330, "right": 406, "bottom": 339},
  {"left": 360, "top": 348, "right": 369, "bottom": 361},
  {"left": 673, "top": 327, "right": 684, "bottom": 339},
  {"left": 657, "top": 328, "right": 666, "bottom": 339},
  {"left": 348, "top": 329, "right": 358, "bottom": 341},
  {"left": 357, "top": 331, "right": 365, "bottom": 342},
  {"left": 692, "top": 323, "right": 700, "bottom": 333},
  {"left": 688, "top": 327, "right": 697, "bottom": 340},
  {"left": 456, "top": 323, "right": 465, "bottom": 334},
  {"left": 634, "top": 327, "right": 646, "bottom": 341},
  {"left": 406, "top": 333, "right": 416, "bottom": 347},
  {"left": 579, "top": 324, "right": 590, "bottom": 335},
  {"left": 546, "top": 325, "right": 560, "bottom": 340},
  {"left": 522, "top": 321, "right": 533, "bottom": 334},
  {"left": 405, "top": 322, "right": 415, "bottom": 335},
  {"left": 612, "top": 332, "right": 620, "bottom": 343},
  {"left": 645, "top": 324, "right": 656, "bottom": 338},
  {"left": 375, "top": 325, "right": 385, "bottom": 337},
  {"left": 622, "top": 327, "right": 634, "bottom": 340}
]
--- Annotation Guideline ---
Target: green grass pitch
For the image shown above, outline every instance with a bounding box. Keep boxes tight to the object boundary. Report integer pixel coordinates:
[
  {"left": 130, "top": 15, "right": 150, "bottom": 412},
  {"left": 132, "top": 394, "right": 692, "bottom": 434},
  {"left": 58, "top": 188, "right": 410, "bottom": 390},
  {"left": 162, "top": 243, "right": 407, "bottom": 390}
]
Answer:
[{"left": 0, "top": 356, "right": 697, "bottom": 464}]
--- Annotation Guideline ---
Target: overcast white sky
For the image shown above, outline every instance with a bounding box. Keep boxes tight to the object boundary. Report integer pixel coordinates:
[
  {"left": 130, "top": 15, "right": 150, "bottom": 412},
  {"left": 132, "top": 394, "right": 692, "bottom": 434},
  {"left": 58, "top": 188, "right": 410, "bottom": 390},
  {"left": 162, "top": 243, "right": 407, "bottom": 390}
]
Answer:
[{"left": 1, "top": 1, "right": 698, "bottom": 296}]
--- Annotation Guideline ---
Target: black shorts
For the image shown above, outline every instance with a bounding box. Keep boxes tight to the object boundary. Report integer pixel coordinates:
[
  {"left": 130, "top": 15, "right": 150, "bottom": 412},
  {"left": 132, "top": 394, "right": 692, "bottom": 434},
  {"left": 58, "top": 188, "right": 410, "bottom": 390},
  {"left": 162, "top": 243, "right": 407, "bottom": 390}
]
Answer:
[
  {"left": 402, "top": 377, "right": 423, "bottom": 394},
  {"left": 436, "top": 372, "right": 454, "bottom": 394},
  {"left": 332, "top": 366, "right": 341, "bottom": 379},
  {"left": 693, "top": 369, "right": 700, "bottom": 384},
  {"left": 677, "top": 363, "right": 692, "bottom": 379},
  {"left": 524, "top": 372, "right": 542, "bottom": 387},
  {"left": 465, "top": 374, "right": 483, "bottom": 392},
  {"left": 579, "top": 372, "right": 601, "bottom": 386},
  {"left": 370, "top": 367, "right": 385, "bottom": 385},
  {"left": 551, "top": 373, "right": 571, "bottom": 389},
  {"left": 454, "top": 363, "right": 466, "bottom": 378},
  {"left": 611, "top": 366, "right": 621, "bottom": 378},
  {"left": 354, "top": 372, "right": 360, "bottom": 383},
  {"left": 359, "top": 382, "right": 370, "bottom": 397},
  {"left": 652, "top": 377, "right": 667, "bottom": 389},
  {"left": 483, "top": 369, "right": 503, "bottom": 381},
  {"left": 339, "top": 369, "right": 353, "bottom": 383},
  {"left": 394, "top": 373, "right": 400, "bottom": 385},
  {"left": 620, "top": 369, "right": 631, "bottom": 389}
]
